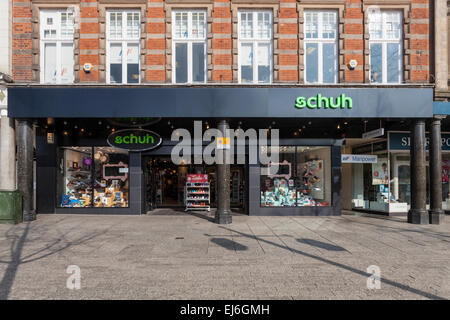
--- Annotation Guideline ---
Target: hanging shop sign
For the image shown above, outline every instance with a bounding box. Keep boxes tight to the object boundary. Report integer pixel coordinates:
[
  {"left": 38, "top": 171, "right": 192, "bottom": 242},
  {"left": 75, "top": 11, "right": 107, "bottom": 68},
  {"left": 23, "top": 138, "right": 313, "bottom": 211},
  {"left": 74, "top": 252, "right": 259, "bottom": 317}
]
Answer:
[
  {"left": 362, "top": 128, "right": 384, "bottom": 139},
  {"left": 295, "top": 93, "right": 353, "bottom": 109},
  {"left": 341, "top": 154, "right": 378, "bottom": 163},
  {"left": 352, "top": 141, "right": 387, "bottom": 154},
  {"left": 107, "top": 129, "right": 162, "bottom": 151},
  {"left": 388, "top": 132, "right": 450, "bottom": 151}
]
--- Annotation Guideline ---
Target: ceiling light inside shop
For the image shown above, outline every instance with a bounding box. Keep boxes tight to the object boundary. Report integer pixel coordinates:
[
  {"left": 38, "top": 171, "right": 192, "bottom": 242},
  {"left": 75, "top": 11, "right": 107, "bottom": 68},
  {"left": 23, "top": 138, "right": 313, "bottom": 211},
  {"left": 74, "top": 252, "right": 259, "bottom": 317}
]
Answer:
[{"left": 94, "top": 151, "right": 102, "bottom": 160}]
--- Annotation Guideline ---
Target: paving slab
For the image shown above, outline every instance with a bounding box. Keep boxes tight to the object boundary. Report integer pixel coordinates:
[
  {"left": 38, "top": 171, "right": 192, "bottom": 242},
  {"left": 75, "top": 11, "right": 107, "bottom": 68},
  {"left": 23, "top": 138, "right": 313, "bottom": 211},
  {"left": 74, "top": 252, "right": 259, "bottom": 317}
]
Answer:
[{"left": 0, "top": 210, "right": 449, "bottom": 299}]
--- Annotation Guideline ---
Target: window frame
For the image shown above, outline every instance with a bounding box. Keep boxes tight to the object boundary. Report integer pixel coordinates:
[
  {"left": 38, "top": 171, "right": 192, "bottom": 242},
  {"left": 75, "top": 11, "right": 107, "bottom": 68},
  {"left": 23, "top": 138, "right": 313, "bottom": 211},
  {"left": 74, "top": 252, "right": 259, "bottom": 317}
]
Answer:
[
  {"left": 368, "top": 10, "right": 403, "bottom": 84},
  {"left": 238, "top": 10, "right": 273, "bottom": 84},
  {"left": 39, "top": 9, "right": 75, "bottom": 84},
  {"left": 171, "top": 10, "right": 208, "bottom": 84},
  {"left": 303, "top": 10, "right": 338, "bottom": 84},
  {"left": 106, "top": 10, "right": 141, "bottom": 84}
]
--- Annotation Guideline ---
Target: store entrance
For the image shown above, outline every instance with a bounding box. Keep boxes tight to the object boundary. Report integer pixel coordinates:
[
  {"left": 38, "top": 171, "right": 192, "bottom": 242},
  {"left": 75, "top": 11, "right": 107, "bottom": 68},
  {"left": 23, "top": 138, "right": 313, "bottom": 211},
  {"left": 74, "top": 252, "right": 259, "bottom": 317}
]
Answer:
[
  {"left": 145, "top": 157, "right": 185, "bottom": 209},
  {"left": 144, "top": 156, "right": 246, "bottom": 212}
]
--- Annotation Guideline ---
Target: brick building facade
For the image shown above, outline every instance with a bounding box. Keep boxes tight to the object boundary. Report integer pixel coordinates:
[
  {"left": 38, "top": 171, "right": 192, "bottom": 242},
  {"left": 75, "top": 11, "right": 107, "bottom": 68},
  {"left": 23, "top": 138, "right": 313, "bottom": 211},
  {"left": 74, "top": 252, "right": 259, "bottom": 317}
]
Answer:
[
  {"left": 11, "top": 0, "right": 431, "bottom": 85},
  {"left": 4, "top": 0, "right": 448, "bottom": 225}
]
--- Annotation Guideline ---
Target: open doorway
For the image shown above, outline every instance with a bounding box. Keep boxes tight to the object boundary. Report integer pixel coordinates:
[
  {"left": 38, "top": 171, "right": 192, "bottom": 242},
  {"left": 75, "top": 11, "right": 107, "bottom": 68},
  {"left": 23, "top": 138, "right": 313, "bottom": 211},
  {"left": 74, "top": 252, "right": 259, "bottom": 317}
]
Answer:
[
  {"left": 145, "top": 156, "right": 247, "bottom": 212},
  {"left": 146, "top": 157, "right": 185, "bottom": 208}
]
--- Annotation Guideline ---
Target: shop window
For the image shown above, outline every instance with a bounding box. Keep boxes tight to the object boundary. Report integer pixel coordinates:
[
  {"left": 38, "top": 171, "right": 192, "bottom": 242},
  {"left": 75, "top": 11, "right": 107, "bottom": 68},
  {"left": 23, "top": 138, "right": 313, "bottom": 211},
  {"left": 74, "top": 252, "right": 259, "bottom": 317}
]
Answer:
[
  {"left": 107, "top": 11, "right": 141, "bottom": 84},
  {"left": 351, "top": 154, "right": 396, "bottom": 212},
  {"left": 238, "top": 11, "right": 273, "bottom": 84},
  {"left": 442, "top": 155, "right": 450, "bottom": 210},
  {"left": 260, "top": 146, "right": 331, "bottom": 207},
  {"left": 57, "top": 147, "right": 129, "bottom": 208},
  {"left": 368, "top": 11, "right": 402, "bottom": 84},
  {"left": 57, "top": 147, "right": 94, "bottom": 208},
  {"left": 172, "top": 11, "right": 207, "bottom": 84},
  {"left": 40, "top": 10, "right": 74, "bottom": 84},
  {"left": 304, "top": 10, "right": 338, "bottom": 84},
  {"left": 93, "top": 147, "right": 129, "bottom": 208}
]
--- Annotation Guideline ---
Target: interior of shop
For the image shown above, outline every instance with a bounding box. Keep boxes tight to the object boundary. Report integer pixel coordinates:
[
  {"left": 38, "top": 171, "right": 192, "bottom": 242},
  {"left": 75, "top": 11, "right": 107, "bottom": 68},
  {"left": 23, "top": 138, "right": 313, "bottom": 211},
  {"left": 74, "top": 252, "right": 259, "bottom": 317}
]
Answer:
[
  {"left": 343, "top": 137, "right": 450, "bottom": 214},
  {"left": 145, "top": 156, "right": 245, "bottom": 211}
]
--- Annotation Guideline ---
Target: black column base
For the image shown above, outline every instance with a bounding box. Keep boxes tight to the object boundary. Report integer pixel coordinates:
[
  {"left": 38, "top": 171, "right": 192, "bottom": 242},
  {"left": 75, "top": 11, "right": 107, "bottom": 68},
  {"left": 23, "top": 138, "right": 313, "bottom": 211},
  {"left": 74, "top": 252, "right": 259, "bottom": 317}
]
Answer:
[
  {"left": 215, "top": 210, "right": 232, "bottom": 224},
  {"left": 23, "top": 211, "right": 36, "bottom": 222},
  {"left": 429, "top": 209, "right": 445, "bottom": 224},
  {"left": 407, "top": 209, "right": 429, "bottom": 224}
]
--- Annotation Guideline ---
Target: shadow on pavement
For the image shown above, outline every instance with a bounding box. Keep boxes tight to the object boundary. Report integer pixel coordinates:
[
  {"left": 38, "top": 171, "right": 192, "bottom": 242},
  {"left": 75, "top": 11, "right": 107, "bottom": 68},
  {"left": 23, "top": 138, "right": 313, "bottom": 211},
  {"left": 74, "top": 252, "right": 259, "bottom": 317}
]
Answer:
[
  {"left": 210, "top": 237, "right": 248, "bottom": 251},
  {"left": 0, "top": 219, "right": 108, "bottom": 300},
  {"left": 218, "top": 226, "right": 445, "bottom": 300},
  {"left": 297, "top": 238, "right": 346, "bottom": 251}
]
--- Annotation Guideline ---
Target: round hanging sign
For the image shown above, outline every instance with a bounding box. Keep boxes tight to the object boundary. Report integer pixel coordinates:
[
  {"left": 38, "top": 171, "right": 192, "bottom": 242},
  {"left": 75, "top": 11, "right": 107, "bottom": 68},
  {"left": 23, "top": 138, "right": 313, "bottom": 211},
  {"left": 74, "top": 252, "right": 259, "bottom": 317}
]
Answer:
[{"left": 107, "top": 129, "right": 162, "bottom": 151}]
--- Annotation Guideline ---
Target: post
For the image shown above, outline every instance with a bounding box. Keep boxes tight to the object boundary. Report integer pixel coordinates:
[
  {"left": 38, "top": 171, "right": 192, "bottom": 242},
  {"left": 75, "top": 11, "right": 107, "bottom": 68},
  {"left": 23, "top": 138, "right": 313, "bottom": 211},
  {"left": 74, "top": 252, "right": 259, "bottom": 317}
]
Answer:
[
  {"left": 429, "top": 117, "right": 445, "bottom": 224},
  {"left": 17, "top": 119, "right": 35, "bottom": 221},
  {"left": 215, "top": 120, "right": 232, "bottom": 224},
  {"left": 0, "top": 110, "right": 16, "bottom": 190},
  {"left": 408, "top": 120, "right": 428, "bottom": 224}
]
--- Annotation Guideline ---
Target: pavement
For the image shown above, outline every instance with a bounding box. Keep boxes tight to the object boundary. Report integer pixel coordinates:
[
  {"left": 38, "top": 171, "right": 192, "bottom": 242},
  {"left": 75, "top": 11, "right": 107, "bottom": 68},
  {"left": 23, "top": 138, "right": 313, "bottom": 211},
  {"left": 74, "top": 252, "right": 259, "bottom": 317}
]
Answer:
[{"left": 0, "top": 210, "right": 449, "bottom": 300}]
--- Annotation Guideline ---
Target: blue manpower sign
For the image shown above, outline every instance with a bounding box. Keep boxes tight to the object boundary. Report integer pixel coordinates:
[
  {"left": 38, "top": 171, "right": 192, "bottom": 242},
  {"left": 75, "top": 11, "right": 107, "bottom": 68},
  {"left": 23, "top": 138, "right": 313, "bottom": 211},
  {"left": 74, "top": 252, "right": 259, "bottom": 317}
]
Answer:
[{"left": 389, "top": 132, "right": 450, "bottom": 151}]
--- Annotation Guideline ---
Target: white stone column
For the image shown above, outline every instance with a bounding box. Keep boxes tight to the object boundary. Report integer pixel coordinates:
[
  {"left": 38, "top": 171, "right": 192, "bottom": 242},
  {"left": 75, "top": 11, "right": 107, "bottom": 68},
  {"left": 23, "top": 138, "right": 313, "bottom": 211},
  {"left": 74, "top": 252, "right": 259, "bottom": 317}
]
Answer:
[
  {"left": 0, "top": 109, "right": 16, "bottom": 191},
  {"left": 435, "top": 0, "right": 448, "bottom": 91}
]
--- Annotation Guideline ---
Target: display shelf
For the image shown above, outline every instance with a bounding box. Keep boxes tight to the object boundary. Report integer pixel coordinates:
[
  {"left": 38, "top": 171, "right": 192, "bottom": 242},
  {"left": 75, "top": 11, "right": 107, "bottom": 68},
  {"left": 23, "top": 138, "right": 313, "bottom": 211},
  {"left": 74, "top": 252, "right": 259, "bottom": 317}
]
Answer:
[
  {"left": 64, "top": 166, "right": 92, "bottom": 207},
  {"left": 185, "top": 180, "right": 210, "bottom": 212}
]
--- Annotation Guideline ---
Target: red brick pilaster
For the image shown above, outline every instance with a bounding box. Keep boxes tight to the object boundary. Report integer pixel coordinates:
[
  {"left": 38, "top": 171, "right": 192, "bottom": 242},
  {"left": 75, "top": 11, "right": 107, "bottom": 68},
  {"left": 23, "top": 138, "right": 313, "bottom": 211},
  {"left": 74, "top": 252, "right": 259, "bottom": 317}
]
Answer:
[
  {"left": 212, "top": 0, "right": 232, "bottom": 82},
  {"left": 278, "top": 0, "right": 298, "bottom": 82},
  {"left": 147, "top": 0, "right": 166, "bottom": 82},
  {"left": 12, "top": 0, "right": 33, "bottom": 82},
  {"left": 344, "top": 0, "right": 364, "bottom": 83},
  {"left": 79, "top": 0, "right": 99, "bottom": 82},
  {"left": 409, "top": 0, "right": 429, "bottom": 82}
]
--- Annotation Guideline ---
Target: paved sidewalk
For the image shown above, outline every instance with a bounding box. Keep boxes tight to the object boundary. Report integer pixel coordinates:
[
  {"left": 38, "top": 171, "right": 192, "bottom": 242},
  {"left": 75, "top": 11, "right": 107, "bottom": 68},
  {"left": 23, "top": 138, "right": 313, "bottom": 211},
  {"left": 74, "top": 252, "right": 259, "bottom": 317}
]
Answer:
[{"left": 0, "top": 210, "right": 449, "bottom": 299}]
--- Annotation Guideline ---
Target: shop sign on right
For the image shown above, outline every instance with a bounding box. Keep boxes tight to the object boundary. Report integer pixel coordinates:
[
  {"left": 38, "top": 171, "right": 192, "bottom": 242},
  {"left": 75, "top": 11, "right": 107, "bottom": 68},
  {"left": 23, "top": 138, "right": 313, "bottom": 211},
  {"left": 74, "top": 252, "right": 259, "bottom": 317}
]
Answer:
[{"left": 388, "top": 132, "right": 450, "bottom": 151}]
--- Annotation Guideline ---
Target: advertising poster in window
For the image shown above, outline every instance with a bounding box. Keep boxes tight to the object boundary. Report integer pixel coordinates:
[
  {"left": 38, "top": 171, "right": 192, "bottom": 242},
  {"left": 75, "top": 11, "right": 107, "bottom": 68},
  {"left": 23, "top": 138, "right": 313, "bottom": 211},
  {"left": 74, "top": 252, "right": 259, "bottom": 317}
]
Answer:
[
  {"left": 372, "top": 157, "right": 389, "bottom": 185},
  {"left": 300, "top": 160, "right": 324, "bottom": 199},
  {"left": 442, "top": 160, "right": 450, "bottom": 183}
]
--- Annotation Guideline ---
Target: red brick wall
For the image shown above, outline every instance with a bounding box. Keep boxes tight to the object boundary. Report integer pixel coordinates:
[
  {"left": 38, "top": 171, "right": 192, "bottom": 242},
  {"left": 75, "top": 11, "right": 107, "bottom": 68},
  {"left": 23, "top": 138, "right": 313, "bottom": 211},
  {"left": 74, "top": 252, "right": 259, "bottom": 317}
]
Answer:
[
  {"left": 11, "top": 0, "right": 431, "bottom": 84},
  {"left": 12, "top": 0, "right": 32, "bottom": 82}
]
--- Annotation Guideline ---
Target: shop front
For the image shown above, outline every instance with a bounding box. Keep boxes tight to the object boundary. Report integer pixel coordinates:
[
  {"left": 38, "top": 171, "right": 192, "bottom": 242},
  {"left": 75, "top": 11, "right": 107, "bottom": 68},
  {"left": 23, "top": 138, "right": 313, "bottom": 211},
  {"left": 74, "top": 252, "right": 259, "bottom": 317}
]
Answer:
[
  {"left": 348, "top": 131, "right": 450, "bottom": 214},
  {"left": 7, "top": 85, "right": 434, "bottom": 216}
]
